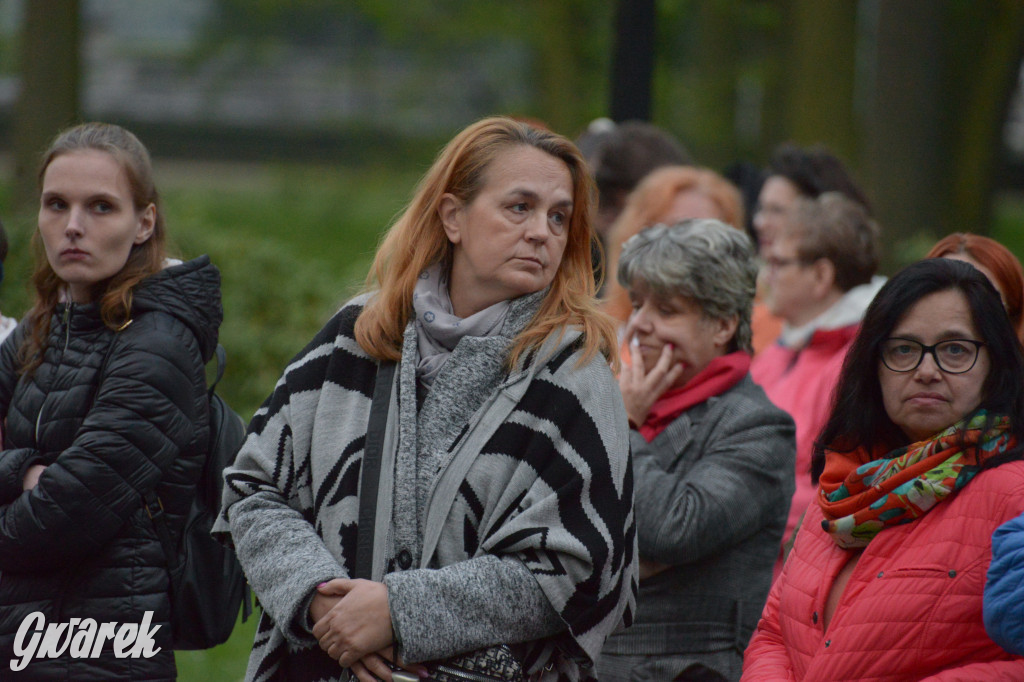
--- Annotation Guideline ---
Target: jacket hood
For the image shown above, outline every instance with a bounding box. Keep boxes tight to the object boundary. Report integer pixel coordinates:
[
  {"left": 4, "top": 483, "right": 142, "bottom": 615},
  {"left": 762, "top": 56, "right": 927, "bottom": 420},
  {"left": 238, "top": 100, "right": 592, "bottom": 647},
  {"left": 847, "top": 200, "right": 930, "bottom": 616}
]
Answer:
[{"left": 130, "top": 255, "right": 223, "bottom": 362}]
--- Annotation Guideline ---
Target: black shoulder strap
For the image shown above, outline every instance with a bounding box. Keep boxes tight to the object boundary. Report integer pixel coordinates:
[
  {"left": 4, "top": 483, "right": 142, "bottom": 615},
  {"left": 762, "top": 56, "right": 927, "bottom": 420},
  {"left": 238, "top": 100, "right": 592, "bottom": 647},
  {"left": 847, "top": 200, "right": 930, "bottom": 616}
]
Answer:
[
  {"left": 209, "top": 344, "right": 227, "bottom": 396},
  {"left": 354, "top": 361, "right": 396, "bottom": 581},
  {"left": 146, "top": 344, "right": 228, "bottom": 573}
]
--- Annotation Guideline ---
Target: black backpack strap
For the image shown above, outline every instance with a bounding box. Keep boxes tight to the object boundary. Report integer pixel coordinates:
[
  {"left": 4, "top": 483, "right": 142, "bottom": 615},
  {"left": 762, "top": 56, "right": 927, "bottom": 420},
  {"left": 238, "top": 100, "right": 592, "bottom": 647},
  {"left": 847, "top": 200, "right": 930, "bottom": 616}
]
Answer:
[
  {"left": 354, "top": 361, "right": 396, "bottom": 581},
  {"left": 209, "top": 344, "right": 227, "bottom": 397},
  {"left": 145, "top": 491, "right": 180, "bottom": 573},
  {"left": 145, "top": 345, "right": 228, "bottom": 574},
  {"left": 147, "top": 345, "right": 229, "bottom": 584}
]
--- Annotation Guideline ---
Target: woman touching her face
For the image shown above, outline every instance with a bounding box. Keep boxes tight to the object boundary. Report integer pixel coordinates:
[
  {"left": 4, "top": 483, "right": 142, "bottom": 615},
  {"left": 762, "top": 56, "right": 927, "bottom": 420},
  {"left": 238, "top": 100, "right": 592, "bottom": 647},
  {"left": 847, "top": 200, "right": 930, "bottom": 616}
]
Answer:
[{"left": 599, "top": 220, "right": 795, "bottom": 682}]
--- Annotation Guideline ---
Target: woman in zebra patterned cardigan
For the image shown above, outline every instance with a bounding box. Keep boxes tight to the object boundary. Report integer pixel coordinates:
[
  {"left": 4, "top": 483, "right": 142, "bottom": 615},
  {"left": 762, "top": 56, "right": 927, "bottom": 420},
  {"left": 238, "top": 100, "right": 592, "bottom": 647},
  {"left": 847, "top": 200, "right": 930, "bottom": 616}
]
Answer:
[{"left": 215, "top": 117, "right": 636, "bottom": 682}]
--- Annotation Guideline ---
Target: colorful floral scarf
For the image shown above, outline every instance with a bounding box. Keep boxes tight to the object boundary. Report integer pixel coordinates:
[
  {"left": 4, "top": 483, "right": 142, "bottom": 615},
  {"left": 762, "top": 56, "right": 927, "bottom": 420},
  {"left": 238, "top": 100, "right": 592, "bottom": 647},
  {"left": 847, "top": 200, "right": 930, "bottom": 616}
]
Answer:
[{"left": 818, "top": 411, "right": 1015, "bottom": 549}]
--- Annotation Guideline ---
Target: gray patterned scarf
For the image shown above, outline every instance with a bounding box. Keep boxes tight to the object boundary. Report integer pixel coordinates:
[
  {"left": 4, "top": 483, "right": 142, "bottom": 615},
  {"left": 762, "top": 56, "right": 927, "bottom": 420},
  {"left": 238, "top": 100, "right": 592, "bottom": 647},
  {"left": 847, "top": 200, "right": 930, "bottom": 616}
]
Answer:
[{"left": 412, "top": 263, "right": 510, "bottom": 387}]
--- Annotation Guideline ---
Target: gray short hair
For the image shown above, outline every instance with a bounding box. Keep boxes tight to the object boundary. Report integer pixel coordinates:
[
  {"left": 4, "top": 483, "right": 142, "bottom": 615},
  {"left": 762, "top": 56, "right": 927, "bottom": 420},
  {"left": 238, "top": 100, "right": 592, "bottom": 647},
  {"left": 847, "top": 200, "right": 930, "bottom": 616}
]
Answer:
[{"left": 617, "top": 219, "right": 758, "bottom": 352}]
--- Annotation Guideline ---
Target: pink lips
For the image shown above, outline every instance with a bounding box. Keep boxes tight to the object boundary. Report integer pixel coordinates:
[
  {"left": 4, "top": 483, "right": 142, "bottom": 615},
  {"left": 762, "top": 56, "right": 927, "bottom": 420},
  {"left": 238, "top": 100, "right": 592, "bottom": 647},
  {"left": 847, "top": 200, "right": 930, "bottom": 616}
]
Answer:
[
  {"left": 907, "top": 392, "right": 947, "bottom": 406},
  {"left": 60, "top": 248, "right": 88, "bottom": 261}
]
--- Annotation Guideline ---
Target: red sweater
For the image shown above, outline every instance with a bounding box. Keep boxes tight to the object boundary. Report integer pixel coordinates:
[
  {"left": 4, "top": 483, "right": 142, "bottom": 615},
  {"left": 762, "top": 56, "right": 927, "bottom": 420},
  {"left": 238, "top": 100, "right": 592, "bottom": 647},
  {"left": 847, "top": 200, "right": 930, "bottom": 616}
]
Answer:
[
  {"left": 742, "top": 461, "right": 1024, "bottom": 681},
  {"left": 750, "top": 325, "right": 858, "bottom": 545}
]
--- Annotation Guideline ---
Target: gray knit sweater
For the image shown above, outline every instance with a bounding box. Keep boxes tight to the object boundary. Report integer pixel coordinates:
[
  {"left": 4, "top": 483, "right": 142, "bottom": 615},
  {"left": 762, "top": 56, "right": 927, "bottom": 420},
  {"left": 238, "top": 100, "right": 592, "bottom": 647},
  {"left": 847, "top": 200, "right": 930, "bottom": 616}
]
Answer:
[{"left": 216, "top": 294, "right": 636, "bottom": 682}]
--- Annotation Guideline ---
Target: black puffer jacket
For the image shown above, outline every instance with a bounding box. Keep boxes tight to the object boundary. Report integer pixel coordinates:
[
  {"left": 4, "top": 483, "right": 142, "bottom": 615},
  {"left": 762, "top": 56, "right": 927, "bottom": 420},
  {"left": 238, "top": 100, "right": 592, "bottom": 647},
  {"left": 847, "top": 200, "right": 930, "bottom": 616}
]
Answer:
[{"left": 0, "top": 256, "right": 221, "bottom": 681}]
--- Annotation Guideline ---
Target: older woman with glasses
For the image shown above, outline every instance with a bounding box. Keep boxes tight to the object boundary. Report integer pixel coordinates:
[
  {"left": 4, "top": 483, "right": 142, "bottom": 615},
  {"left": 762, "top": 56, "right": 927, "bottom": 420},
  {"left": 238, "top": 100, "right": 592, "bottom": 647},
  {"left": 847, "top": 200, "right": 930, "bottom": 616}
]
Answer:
[
  {"left": 599, "top": 220, "right": 795, "bottom": 682},
  {"left": 742, "top": 258, "right": 1024, "bottom": 680},
  {"left": 751, "top": 193, "right": 883, "bottom": 567}
]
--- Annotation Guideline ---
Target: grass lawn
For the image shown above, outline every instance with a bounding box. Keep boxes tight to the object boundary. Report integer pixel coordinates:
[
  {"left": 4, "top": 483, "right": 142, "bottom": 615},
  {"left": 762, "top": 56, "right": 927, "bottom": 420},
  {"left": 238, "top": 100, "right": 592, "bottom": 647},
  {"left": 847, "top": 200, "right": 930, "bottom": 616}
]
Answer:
[{"left": 160, "top": 159, "right": 426, "bottom": 419}]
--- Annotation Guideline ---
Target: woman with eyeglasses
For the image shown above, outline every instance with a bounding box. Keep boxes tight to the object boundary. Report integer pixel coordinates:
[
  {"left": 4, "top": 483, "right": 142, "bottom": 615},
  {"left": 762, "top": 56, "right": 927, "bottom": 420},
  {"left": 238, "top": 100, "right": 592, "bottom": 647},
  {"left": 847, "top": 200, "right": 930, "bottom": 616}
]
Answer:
[
  {"left": 751, "top": 193, "right": 883, "bottom": 570},
  {"left": 742, "top": 258, "right": 1024, "bottom": 680}
]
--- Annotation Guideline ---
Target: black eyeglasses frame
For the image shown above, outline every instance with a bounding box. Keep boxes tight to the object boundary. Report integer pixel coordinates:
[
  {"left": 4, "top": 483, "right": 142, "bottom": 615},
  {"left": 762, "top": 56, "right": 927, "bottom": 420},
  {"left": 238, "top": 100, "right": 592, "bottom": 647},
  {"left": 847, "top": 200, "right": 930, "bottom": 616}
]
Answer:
[{"left": 880, "top": 337, "right": 986, "bottom": 374}]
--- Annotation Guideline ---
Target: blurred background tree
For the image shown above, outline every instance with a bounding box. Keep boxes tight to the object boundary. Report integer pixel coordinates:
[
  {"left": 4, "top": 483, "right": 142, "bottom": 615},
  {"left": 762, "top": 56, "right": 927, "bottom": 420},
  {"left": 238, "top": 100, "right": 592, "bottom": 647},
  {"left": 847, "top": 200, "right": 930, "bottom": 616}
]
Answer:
[
  {"left": 5, "top": 0, "right": 1022, "bottom": 256},
  {"left": 11, "top": 0, "right": 80, "bottom": 212}
]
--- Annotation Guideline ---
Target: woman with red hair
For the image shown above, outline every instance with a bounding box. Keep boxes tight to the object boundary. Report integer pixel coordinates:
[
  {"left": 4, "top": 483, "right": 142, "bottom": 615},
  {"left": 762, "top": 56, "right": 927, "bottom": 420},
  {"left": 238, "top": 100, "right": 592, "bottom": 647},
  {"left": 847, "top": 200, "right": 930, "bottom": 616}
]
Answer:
[
  {"left": 603, "top": 165, "right": 745, "bottom": 325},
  {"left": 926, "top": 233, "right": 1024, "bottom": 341}
]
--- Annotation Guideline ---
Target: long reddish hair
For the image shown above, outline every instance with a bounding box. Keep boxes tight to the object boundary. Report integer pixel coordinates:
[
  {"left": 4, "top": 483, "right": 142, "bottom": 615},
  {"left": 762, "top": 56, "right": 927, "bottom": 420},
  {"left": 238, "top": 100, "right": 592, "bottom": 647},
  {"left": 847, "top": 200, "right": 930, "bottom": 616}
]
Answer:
[
  {"left": 22, "top": 122, "right": 166, "bottom": 375},
  {"left": 354, "top": 116, "right": 617, "bottom": 370},
  {"left": 603, "top": 165, "right": 744, "bottom": 323},
  {"left": 926, "top": 233, "right": 1024, "bottom": 340}
]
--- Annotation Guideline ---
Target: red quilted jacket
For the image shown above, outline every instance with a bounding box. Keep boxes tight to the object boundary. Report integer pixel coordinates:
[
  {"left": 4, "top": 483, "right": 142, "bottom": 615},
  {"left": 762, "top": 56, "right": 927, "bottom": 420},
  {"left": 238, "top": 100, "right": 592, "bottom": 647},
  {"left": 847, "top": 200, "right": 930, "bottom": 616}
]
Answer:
[
  {"left": 751, "top": 325, "right": 859, "bottom": 547},
  {"left": 742, "top": 461, "right": 1024, "bottom": 681}
]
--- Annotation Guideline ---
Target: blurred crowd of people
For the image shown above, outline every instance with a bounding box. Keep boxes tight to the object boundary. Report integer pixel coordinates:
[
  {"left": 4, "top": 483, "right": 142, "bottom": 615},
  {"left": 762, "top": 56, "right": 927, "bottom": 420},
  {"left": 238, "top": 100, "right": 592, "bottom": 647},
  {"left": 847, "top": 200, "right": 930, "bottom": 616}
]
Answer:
[
  {"left": 2, "top": 115, "right": 1024, "bottom": 682},
  {"left": 581, "top": 117, "right": 1024, "bottom": 681}
]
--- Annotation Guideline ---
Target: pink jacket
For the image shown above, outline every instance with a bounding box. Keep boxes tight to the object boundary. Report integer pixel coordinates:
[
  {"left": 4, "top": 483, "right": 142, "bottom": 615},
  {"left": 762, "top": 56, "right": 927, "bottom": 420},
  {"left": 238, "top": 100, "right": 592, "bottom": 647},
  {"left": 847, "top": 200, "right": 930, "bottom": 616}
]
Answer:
[
  {"left": 751, "top": 325, "right": 858, "bottom": 544},
  {"left": 742, "top": 461, "right": 1024, "bottom": 681}
]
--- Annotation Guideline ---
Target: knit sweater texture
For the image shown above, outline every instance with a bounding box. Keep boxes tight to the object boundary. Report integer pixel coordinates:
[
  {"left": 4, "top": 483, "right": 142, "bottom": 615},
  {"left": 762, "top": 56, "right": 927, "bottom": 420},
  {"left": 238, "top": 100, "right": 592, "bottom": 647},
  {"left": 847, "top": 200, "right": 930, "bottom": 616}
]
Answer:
[{"left": 216, "top": 294, "right": 636, "bottom": 681}]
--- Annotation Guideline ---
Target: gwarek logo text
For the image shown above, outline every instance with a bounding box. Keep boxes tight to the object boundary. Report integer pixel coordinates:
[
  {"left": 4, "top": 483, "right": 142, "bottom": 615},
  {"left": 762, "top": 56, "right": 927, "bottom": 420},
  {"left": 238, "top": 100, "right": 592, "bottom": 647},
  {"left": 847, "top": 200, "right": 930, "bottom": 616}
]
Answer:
[{"left": 10, "top": 611, "right": 161, "bottom": 672}]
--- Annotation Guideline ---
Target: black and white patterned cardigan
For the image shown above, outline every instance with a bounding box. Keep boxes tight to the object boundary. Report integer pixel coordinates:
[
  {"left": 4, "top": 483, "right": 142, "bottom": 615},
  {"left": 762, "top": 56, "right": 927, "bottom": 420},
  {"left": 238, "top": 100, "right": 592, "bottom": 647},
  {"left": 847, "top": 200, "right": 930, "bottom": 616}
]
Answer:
[{"left": 215, "top": 296, "right": 636, "bottom": 681}]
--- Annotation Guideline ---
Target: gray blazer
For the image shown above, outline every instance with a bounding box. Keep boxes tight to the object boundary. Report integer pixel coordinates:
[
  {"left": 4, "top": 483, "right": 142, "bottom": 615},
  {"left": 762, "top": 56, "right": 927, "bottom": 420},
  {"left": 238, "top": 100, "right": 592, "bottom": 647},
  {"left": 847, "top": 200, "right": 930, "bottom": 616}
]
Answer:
[{"left": 599, "top": 375, "right": 795, "bottom": 682}]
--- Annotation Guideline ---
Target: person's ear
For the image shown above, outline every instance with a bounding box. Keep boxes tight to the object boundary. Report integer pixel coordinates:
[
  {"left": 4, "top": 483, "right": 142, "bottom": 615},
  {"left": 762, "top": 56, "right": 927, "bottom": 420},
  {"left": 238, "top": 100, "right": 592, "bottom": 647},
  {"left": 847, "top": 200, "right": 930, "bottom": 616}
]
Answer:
[
  {"left": 810, "top": 258, "right": 837, "bottom": 299},
  {"left": 712, "top": 314, "right": 740, "bottom": 349},
  {"left": 134, "top": 204, "right": 156, "bottom": 245},
  {"left": 438, "top": 194, "right": 464, "bottom": 244}
]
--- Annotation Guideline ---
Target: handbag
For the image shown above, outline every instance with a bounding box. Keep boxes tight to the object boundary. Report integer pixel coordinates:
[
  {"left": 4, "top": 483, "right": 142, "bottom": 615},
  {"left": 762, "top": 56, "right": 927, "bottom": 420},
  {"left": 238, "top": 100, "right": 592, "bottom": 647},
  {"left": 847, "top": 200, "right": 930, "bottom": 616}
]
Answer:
[{"left": 356, "top": 363, "right": 524, "bottom": 682}]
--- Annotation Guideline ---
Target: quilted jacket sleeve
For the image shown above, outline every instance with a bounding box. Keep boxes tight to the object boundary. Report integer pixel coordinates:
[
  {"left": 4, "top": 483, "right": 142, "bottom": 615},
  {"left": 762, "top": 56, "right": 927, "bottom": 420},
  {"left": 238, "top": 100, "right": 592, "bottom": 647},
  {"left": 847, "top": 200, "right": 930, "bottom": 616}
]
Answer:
[
  {"left": 632, "top": 388, "right": 796, "bottom": 565},
  {"left": 985, "top": 511, "right": 1024, "bottom": 655},
  {"left": 0, "top": 449, "right": 44, "bottom": 506},
  {"left": 0, "top": 316, "right": 205, "bottom": 572},
  {"left": 0, "top": 326, "right": 43, "bottom": 504},
  {"left": 740, "top": 568, "right": 798, "bottom": 680},
  {"left": 0, "top": 321, "right": 24, "bottom": 416}
]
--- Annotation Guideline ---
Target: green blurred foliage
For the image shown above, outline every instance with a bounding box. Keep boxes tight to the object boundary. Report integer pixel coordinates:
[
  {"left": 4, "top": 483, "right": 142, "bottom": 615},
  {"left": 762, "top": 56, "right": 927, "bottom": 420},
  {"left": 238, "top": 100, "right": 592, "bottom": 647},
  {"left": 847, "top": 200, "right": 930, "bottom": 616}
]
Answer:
[
  {"left": 162, "top": 161, "right": 423, "bottom": 418},
  {"left": 194, "top": 0, "right": 613, "bottom": 136}
]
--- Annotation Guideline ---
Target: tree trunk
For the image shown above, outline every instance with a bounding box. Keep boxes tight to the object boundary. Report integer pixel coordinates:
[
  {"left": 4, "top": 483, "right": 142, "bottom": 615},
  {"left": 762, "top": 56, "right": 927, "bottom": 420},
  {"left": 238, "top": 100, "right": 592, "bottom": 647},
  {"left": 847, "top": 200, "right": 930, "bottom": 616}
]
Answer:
[
  {"left": 12, "top": 0, "right": 81, "bottom": 214},
  {"left": 610, "top": 0, "right": 655, "bottom": 122},
  {"left": 530, "top": 0, "right": 611, "bottom": 136},
  {"left": 785, "top": 0, "right": 859, "bottom": 162},
  {"left": 945, "top": 1, "right": 1024, "bottom": 238},
  {"left": 860, "top": 0, "right": 944, "bottom": 269}
]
